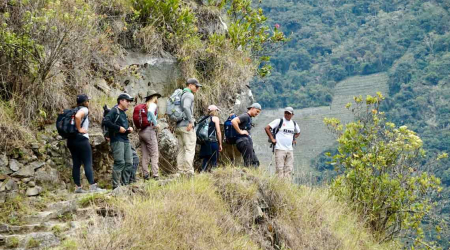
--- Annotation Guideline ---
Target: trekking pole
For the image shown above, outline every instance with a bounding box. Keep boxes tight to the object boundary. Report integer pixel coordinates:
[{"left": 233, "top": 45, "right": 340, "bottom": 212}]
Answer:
[{"left": 268, "top": 143, "right": 275, "bottom": 173}]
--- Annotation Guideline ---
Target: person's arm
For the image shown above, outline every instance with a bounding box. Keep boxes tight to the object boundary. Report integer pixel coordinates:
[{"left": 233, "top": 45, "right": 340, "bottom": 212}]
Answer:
[
  {"left": 182, "top": 94, "right": 194, "bottom": 131},
  {"left": 293, "top": 124, "right": 301, "bottom": 145},
  {"left": 75, "top": 109, "right": 87, "bottom": 134},
  {"left": 231, "top": 116, "right": 249, "bottom": 136},
  {"left": 265, "top": 125, "right": 276, "bottom": 144},
  {"left": 103, "top": 109, "right": 125, "bottom": 133},
  {"left": 213, "top": 116, "right": 222, "bottom": 151},
  {"left": 147, "top": 110, "right": 158, "bottom": 126}
]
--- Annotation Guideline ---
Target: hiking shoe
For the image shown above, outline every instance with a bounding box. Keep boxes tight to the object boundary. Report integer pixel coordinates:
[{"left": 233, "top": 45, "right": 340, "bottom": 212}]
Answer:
[
  {"left": 143, "top": 174, "right": 150, "bottom": 181},
  {"left": 89, "top": 184, "right": 107, "bottom": 193},
  {"left": 152, "top": 176, "right": 159, "bottom": 181},
  {"left": 75, "top": 187, "right": 87, "bottom": 194}
]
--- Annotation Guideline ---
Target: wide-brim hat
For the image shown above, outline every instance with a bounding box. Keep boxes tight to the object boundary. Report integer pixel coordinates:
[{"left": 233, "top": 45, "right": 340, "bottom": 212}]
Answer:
[{"left": 144, "top": 90, "right": 162, "bottom": 100}]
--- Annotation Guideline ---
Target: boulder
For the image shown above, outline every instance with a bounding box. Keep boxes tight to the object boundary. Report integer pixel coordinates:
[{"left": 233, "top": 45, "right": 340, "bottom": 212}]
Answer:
[
  {"left": 4, "top": 179, "right": 18, "bottom": 191},
  {"left": 26, "top": 186, "right": 42, "bottom": 196},
  {"left": 158, "top": 125, "right": 179, "bottom": 174},
  {"left": 28, "top": 181, "right": 36, "bottom": 187},
  {"left": 9, "top": 159, "right": 23, "bottom": 172},
  {"left": 11, "top": 165, "right": 34, "bottom": 178},
  {"left": 0, "top": 175, "right": 7, "bottom": 181},
  {"left": 35, "top": 168, "right": 59, "bottom": 184},
  {"left": 0, "top": 166, "right": 12, "bottom": 175},
  {"left": 94, "top": 78, "right": 111, "bottom": 94},
  {"left": 29, "top": 161, "right": 45, "bottom": 170}
]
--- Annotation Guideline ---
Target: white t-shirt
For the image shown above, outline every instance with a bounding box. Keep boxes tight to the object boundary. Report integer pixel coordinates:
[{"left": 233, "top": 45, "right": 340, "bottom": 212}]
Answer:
[
  {"left": 268, "top": 118, "right": 300, "bottom": 151},
  {"left": 78, "top": 107, "right": 89, "bottom": 139}
]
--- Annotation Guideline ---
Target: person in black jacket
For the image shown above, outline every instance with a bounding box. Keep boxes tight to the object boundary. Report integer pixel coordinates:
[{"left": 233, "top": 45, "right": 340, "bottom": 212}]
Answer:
[
  {"left": 103, "top": 93, "right": 134, "bottom": 189},
  {"left": 231, "top": 103, "right": 262, "bottom": 167}
]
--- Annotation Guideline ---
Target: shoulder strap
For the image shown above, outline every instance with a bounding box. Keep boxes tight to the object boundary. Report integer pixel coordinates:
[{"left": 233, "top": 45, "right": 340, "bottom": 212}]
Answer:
[
  {"left": 113, "top": 107, "right": 120, "bottom": 124},
  {"left": 274, "top": 118, "right": 284, "bottom": 135}
]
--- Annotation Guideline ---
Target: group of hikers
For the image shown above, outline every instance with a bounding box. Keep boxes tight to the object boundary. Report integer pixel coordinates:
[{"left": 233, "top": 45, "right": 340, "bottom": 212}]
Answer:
[{"left": 58, "top": 78, "right": 300, "bottom": 193}]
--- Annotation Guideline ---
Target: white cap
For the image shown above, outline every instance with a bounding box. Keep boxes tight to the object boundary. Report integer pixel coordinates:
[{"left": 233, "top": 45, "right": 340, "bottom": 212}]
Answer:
[
  {"left": 208, "top": 105, "right": 220, "bottom": 111},
  {"left": 284, "top": 107, "right": 294, "bottom": 114}
]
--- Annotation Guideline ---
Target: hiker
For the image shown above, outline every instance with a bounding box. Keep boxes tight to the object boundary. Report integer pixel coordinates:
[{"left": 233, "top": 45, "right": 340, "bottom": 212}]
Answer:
[
  {"left": 265, "top": 107, "right": 300, "bottom": 181},
  {"left": 199, "top": 105, "right": 223, "bottom": 172},
  {"left": 103, "top": 93, "right": 135, "bottom": 189},
  {"left": 67, "top": 94, "right": 105, "bottom": 193},
  {"left": 136, "top": 90, "right": 161, "bottom": 180},
  {"left": 231, "top": 103, "right": 262, "bottom": 167},
  {"left": 176, "top": 78, "right": 202, "bottom": 176}
]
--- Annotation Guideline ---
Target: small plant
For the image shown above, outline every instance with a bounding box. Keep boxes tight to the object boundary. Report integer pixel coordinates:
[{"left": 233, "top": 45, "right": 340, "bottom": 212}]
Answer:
[
  {"left": 26, "top": 238, "right": 40, "bottom": 248},
  {"left": 52, "top": 225, "right": 63, "bottom": 237},
  {"left": 6, "top": 236, "right": 19, "bottom": 248},
  {"left": 78, "top": 193, "right": 112, "bottom": 208}
]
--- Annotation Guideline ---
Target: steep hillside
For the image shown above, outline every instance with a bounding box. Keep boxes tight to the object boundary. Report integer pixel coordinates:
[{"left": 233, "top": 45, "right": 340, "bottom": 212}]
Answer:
[
  {"left": 53, "top": 168, "right": 399, "bottom": 250},
  {"left": 252, "top": 73, "right": 389, "bottom": 183}
]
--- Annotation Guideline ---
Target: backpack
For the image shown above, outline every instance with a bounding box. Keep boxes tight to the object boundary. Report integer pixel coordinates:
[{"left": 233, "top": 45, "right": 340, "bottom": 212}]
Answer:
[
  {"left": 166, "top": 89, "right": 186, "bottom": 122},
  {"left": 224, "top": 114, "right": 238, "bottom": 144},
  {"left": 133, "top": 104, "right": 151, "bottom": 129},
  {"left": 56, "top": 107, "right": 87, "bottom": 139},
  {"left": 101, "top": 105, "right": 120, "bottom": 139},
  {"left": 269, "top": 118, "right": 298, "bottom": 143},
  {"left": 195, "top": 116, "right": 216, "bottom": 144}
]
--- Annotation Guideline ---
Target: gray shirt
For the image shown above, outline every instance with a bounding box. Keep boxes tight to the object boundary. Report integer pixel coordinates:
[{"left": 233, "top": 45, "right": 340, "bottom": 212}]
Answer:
[
  {"left": 177, "top": 90, "right": 195, "bottom": 128},
  {"left": 78, "top": 107, "right": 89, "bottom": 139}
]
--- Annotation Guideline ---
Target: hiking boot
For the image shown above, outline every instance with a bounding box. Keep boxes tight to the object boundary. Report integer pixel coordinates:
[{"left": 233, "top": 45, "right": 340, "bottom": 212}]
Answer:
[
  {"left": 152, "top": 176, "right": 159, "bottom": 181},
  {"left": 143, "top": 174, "right": 150, "bottom": 181},
  {"left": 74, "top": 187, "right": 87, "bottom": 194},
  {"left": 89, "top": 184, "right": 107, "bottom": 193}
]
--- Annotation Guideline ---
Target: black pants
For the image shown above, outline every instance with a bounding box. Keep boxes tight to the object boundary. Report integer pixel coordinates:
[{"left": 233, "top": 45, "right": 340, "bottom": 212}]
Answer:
[
  {"left": 236, "top": 137, "right": 260, "bottom": 168},
  {"left": 67, "top": 135, "right": 94, "bottom": 186}
]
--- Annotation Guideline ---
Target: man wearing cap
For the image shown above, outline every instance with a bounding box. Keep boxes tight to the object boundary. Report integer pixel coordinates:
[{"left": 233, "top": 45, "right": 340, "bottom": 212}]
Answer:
[
  {"left": 231, "top": 103, "right": 262, "bottom": 167},
  {"left": 265, "top": 107, "right": 301, "bottom": 181},
  {"left": 138, "top": 90, "right": 161, "bottom": 180},
  {"left": 176, "top": 78, "right": 202, "bottom": 176},
  {"left": 67, "top": 94, "right": 105, "bottom": 193},
  {"left": 103, "top": 93, "right": 135, "bottom": 189}
]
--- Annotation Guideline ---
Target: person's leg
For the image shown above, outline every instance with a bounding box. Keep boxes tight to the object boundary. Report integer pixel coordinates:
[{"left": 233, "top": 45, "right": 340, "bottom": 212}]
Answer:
[
  {"left": 122, "top": 142, "right": 133, "bottom": 185},
  {"left": 284, "top": 150, "right": 294, "bottom": 181},
  {"left": 148, "top": 128, "right": 159, "bottom": 177},
  {"left": 183, "top": 129, "right": 197, "bottom": 174},
  {"left": 111, "top": 141, "right": 125, "bottom": 189},
  {"left": 209, "top": 142, "right": 219, "bottom": 170},
  {"left": 236, "top": 139, "right": 252, "bottom": 167},
  {"left": 68, "top": 139, "right": 82, "bottom": 187},
  {"left": 201, "top": 157, "right": 209, "bottom": 172},
  {"left": 275, "top": 149, "right": 285, "bottom": 178},
  {"left": 130, "top": 148, "right": 139, "bottom": 183},
  {"left": 139, "top": 129, "right": 151, "bottom": 178},
  {"left": 79, "top": 137, "right": 95, "bottom": 185},
  {"left": 176, "top": 127, "right": 186, "bottom": 174}
]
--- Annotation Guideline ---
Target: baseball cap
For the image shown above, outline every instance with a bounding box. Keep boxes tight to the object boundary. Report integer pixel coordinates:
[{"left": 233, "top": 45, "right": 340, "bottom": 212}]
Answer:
[
  {"left": 247, "top": 103, "right": 262, "bottom": 110},
  {"left": 284, "top": 107, "right": 294, "bottom": 114},
  {"left": 77, "top": 94, "right": 91, "bottom": 104},
  {"left": 117, "top": 93, "right": 134, "bottom": 101},
  {"left": 186, "top": 78, "right": 202, "bottom": 87},
  {"left": 207, "top": 105, "right": 221, "bottom": 112}
]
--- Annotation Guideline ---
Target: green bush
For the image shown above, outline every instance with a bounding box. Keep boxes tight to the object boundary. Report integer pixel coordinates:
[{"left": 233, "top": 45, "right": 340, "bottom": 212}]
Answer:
[{"left": 324, "top": 93, "right": 442, "bottom": 248}]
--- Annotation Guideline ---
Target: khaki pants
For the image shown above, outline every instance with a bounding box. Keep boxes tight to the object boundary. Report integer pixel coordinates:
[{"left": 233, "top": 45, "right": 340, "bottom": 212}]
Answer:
[
  {"left": 275, "top": 149, "right": 294, "bottom": 181},
  {"left": 139, "top": 126, "right": 159, "bottom": 177},
  {"left": 175, "top": 127, "right": 196, "bottom": 174}
]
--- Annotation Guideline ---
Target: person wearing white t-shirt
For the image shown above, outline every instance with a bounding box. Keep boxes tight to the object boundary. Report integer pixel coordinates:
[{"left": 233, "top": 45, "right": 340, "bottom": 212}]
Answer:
[{"left": 265, "top": 107, "right": 300, "bottom": 181}]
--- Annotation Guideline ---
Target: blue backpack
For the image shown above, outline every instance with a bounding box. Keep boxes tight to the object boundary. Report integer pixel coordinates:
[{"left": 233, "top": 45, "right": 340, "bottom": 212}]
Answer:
[{"left": 224, "top": 114, "right": 238, "bottom": 144}]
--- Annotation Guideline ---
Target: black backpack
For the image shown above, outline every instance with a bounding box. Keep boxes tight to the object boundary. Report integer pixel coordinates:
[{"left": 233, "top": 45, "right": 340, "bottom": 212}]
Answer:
[
  {"left": 195, "top": 116, "right": 216, "bottom": 144},
  {"left": 101, "top": 105, "right": 120, "bottom": 139},
  {"left": 56, "top": 107, "right": 87, "bottom": 139}
]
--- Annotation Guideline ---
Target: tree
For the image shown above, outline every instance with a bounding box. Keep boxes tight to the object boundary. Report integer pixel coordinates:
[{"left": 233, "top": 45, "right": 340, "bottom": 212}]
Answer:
[{"left": 324, "top": 93, "right": 443, "bottom": 248}]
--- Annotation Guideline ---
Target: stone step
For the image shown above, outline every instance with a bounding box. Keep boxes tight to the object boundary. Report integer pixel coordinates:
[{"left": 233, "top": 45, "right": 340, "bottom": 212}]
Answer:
[{"left": 0, "top": 232, "right": 60, "bottom": 249}]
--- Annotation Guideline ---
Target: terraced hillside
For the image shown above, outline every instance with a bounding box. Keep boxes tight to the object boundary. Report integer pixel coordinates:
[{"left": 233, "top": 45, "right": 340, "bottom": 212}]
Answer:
[{"left": 252, "top": 73, "right": 389, "bottom": 184}]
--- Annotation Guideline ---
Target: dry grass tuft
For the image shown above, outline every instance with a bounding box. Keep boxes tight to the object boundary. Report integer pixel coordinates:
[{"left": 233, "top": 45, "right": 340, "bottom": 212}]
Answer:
[{"left": 71, "top": 168, "right": 399, "bottom": 250}]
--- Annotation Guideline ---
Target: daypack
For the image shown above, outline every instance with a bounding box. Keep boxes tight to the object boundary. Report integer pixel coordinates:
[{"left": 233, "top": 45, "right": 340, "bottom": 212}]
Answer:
[
  {"left": 224, "top": 114, "right": 238, "bottom": 144},
  {"left": 56, "top": 107, "right": 87, "bottom": 139},
  {"left": 166, "top": 89, "right": 185, "bottom": 122},
  {"left": 133, "top": 104, "right": 152, "bottom": 129},
  {"left": 269, "top": 118, "right": 298, "bottom": 143},
  {"left": 101, "top": 105, "right": 120, "bottom": 139},
  {"left": 195, "top": 116, "right": 216, "bottom": 144}
]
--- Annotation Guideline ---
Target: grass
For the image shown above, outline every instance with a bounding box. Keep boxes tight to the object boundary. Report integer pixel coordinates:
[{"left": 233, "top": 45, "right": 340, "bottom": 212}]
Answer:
[
  {"left": 27, "top": 238, "right": 40, "bottom": 248},
  {"left": 6, "top": 236, "right": 19, "bottom": 248},
  {"left": 78, "top": 193, "right": 114, "bottom": 208},
  {"left": 70, "top": 167, "right": 400, "bottom": 250}
]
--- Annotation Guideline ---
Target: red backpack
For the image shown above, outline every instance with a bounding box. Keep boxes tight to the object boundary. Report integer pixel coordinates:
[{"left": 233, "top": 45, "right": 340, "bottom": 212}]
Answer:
[{"left": 133, "top": 104, "right": 152, "bottom": 129}]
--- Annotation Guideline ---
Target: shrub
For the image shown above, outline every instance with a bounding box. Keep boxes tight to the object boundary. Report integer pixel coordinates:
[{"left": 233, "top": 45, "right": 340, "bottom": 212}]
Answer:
[{"left": 324, "top": 93, "right": 442, "bottom": 247}]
